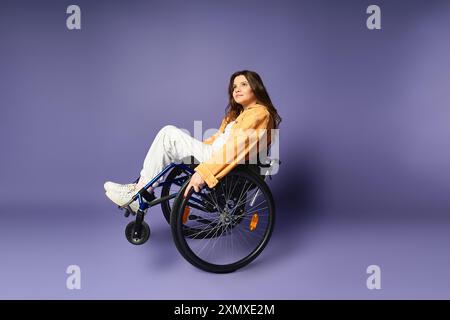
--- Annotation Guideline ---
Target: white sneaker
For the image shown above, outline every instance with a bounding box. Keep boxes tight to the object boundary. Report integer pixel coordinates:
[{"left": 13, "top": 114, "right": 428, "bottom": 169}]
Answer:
[
  {"left": 104, "top": 181, "right": 137, "bottom": 193},
  {"left": 105, "top": 189, "right": 140, "bottom": 213}
]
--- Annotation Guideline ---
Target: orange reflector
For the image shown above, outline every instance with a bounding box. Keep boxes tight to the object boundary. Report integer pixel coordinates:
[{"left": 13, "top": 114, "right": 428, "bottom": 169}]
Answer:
[
  {"left": 249, "top": 213, "right": 259, "bottom": 231},
  {"left": 183, "top": 206, "right": 190, "bottom": 224}
]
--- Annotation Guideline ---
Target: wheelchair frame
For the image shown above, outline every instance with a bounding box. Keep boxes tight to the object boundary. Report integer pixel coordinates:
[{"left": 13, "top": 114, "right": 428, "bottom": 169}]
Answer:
[{"left": 117, "top": 157, "right": 280, "bottom": 273}]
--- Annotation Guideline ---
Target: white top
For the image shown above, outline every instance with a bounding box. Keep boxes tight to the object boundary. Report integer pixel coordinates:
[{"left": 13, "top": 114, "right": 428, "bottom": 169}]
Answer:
[{"left": 211, "top": 121, "right": 236, "bottom": 150}]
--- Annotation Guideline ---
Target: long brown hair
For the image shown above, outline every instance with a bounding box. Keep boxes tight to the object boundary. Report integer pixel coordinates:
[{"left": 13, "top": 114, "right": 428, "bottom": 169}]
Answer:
[{"left": 225, "top": 70, "right": 282, "bottom": 129}]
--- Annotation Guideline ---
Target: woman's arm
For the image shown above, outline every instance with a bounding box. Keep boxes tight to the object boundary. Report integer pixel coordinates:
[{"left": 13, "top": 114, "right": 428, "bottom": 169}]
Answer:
[
  {"left": 194, "top": 106, "right": 271, "bottom": 189},
  {"left": 183, "top": 117, "right": 229, "bottom": 197}
]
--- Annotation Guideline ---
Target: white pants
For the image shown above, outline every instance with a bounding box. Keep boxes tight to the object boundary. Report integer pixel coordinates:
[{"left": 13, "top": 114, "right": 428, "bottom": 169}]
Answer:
[{"left": 139, "top": 125, "right": 215, "bottom": 184}]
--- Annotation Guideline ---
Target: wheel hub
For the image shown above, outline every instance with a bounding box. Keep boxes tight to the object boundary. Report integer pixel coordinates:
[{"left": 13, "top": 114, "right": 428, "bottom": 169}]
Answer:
[{"left": 219, "top": 212, "right": 233, "bottom": 225}]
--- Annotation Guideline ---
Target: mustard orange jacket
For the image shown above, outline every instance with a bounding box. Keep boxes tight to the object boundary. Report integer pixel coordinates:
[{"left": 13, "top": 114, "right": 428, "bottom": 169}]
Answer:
[{"left": 196, "top": 103, "right": 274, "bottom": 188}]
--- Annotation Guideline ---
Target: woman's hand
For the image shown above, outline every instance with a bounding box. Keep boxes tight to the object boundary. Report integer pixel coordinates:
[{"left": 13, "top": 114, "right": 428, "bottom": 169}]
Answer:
[{"left": 184, "top": 172, "right": 206, "bottom": 198}]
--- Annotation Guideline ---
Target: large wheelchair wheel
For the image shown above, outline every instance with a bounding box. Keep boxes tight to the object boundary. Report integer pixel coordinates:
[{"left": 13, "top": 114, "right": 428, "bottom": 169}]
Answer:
[{"left": 170, "top": 167, "right": 275, "bottom": 273}]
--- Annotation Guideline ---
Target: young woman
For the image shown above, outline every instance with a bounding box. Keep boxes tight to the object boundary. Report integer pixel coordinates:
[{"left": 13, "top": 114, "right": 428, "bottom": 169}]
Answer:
[{"left": 104, "top": 70, "right": 281, "bottom": 212}]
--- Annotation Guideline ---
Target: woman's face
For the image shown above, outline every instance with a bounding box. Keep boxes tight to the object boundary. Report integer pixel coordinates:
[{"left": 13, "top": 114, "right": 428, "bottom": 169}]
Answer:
[{"left": 232, "top": 75, "right": 257, "bottom": 107}]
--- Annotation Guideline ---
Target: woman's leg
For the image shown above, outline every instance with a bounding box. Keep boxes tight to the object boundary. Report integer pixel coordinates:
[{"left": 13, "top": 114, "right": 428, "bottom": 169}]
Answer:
[
  {"left": 105, "top": 125, "right": 214, "bottom": 211},
  {"left": 136, "top": 125, "right": 214, "bottom": 189}
]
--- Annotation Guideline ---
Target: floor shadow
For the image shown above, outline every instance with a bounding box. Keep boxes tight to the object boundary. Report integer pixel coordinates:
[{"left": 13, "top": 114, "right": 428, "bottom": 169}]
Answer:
[
  {"left": 263, "top": 150, "right": 322, "bottom": 265},
  {"left": 140, "top": 211, "right": 182, "bottom": 270}
]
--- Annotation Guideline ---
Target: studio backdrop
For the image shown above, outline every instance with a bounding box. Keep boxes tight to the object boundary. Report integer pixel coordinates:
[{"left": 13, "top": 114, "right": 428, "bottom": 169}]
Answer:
[{"left": 1, "top": 0, "right": 449, "bottom": 299}]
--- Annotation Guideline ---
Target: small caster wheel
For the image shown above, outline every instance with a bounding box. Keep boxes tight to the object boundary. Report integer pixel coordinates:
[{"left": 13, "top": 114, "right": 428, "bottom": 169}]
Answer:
[{"left": 125, "top": 221, "right": 150, "bottom": 245}]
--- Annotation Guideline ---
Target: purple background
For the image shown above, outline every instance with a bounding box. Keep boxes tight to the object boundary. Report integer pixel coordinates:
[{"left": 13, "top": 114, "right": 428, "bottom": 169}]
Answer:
[{"left": 1, "top": 0, "right": 450, "bottom": 299}]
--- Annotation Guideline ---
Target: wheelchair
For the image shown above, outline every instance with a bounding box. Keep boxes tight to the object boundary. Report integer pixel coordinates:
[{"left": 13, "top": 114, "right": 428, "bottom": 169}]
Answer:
[{"left": 117, "top": 156, "right": 280, "bottom": 273}]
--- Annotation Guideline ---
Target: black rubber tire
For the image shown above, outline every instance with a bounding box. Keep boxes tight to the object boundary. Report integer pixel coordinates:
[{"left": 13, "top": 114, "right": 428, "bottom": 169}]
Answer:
[
  {"left": 160, "top": 167, "right": 191, "bottom": 224},
  {"left": 125, "top": 221, "right": 150, "bottom": 245},
  {"left": 170, "top": 167, "right": 275, "bottom": 273}
]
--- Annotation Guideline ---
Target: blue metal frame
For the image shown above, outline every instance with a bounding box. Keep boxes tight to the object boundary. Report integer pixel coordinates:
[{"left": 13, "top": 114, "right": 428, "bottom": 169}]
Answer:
[
  {"left": 125, "top": 160, "right": 278, "bottom": 212},
  {"left": 132, "top": 162, "right": 196, "bottom": 211}
]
